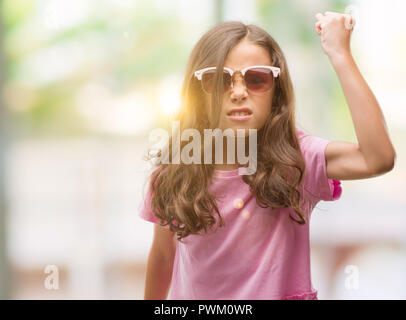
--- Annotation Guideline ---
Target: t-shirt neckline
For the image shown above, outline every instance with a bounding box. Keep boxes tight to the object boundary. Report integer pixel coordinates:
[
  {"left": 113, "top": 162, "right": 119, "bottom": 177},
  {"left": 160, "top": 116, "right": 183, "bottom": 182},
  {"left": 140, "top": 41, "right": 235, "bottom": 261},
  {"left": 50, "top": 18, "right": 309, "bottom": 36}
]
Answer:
[{"left": 212, "top": 168, "right": 241, "bottom": 178}]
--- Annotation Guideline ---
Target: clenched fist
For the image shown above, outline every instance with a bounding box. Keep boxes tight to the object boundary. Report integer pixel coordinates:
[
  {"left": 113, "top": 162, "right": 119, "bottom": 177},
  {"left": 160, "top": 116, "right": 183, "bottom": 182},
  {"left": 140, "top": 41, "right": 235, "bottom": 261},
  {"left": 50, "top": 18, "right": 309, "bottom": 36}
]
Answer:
[{"left": 315, "top": 11, "right": 355, "bottom": 58}]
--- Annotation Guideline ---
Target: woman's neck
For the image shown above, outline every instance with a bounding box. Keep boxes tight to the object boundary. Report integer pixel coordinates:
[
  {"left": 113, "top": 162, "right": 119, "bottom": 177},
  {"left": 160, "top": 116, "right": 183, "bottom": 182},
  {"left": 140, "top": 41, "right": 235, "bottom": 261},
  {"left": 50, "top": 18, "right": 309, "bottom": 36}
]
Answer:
[
  {"left": 213, "top": 163, "right": 240, "bottom": 171},
  {"left": 212, "top": 135, "right": 250, "bottom": 171}
]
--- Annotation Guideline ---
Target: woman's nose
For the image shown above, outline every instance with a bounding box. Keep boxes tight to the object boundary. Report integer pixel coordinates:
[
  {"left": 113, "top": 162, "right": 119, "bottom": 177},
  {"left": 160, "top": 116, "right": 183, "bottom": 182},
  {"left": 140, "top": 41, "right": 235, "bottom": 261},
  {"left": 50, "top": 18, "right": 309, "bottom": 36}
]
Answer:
[{"left": 230, "top": 74, "right": 248, "bottom": 103}]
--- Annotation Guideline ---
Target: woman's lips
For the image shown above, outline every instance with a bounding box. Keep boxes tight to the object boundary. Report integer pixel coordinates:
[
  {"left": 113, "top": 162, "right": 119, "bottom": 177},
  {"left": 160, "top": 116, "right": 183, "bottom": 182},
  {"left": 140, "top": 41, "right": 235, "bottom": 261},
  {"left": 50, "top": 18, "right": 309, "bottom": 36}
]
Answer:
[{"left": 227, "top": 112, "right": 252, "bottom": 121}]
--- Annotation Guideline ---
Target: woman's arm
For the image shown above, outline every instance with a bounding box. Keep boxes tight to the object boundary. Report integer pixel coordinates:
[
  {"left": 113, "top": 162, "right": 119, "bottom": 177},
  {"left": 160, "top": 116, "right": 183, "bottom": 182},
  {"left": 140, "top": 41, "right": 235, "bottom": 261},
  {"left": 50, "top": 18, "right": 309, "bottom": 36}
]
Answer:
[
  {"left": 144, "top": 225, "right": 176, "bottom": 300},
  {"left": 315, "top": 11, "right": 396, "bottom": 180}
]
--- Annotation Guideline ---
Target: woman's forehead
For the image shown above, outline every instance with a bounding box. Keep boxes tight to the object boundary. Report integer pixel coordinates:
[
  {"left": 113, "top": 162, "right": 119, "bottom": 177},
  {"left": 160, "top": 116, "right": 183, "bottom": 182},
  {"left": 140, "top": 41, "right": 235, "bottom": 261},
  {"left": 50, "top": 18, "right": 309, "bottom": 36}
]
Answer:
[{"left": 224, "top": 40, "right": 272, "bottom": 69}]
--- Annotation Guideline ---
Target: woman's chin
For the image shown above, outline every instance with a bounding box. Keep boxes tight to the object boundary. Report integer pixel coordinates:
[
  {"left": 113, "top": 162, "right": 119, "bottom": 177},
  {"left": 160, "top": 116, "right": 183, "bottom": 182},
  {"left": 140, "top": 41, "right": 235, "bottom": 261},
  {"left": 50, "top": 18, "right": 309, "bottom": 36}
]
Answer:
[{"left": 219, "top": 126, "right": 258, "bottom": 137}]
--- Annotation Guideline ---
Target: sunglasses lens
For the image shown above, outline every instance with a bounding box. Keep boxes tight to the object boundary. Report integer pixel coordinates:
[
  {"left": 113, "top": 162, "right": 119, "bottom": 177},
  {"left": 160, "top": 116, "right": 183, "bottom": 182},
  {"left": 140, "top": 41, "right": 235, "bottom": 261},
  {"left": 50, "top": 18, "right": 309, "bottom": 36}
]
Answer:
[
  {"left": 244, "top": 68, "right": 273, "bottom": 92},
  {"left": 222, "top": 72, "right": 232, "bottom": 92},
  {"left": 201, "top": 70, "right": 232, "bottom": 94},
  {"left": 201, "top": 70, "right": 215, "bottom": 94}
]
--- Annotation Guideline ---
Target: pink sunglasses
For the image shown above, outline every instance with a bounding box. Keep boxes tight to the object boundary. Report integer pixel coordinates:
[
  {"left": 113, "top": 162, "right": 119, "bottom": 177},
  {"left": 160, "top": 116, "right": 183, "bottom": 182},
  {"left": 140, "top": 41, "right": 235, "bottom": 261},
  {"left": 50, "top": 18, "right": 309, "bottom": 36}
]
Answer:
[{"left": 194, "top": 65, "right": 280, "bottom": 94}]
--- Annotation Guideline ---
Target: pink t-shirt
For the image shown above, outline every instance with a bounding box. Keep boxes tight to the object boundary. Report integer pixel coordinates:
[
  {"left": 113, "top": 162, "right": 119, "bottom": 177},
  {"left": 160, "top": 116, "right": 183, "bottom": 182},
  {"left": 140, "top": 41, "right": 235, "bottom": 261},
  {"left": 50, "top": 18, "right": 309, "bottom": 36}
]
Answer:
[{"left": 138, "top": 129, "right": 342, "bottom": 300}]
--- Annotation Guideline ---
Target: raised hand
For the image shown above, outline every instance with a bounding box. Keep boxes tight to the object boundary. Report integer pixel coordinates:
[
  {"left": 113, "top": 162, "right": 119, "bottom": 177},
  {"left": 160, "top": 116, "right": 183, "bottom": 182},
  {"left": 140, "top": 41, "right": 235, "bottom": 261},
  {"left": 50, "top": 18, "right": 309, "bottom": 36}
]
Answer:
[{"left": 315, "top": 11, "right": 355, "bottom": 59}]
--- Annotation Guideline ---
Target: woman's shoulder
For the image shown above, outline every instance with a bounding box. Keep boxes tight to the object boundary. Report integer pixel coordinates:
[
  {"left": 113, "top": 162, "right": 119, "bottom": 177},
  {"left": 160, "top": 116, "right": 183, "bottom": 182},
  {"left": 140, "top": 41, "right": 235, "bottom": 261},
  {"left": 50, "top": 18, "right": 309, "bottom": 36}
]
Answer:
[
  {"left": 295, "top": 128, "right": 310, "bottom": 140},
  {"left": 295, "top": 128, "right": 329, "bottom": 151}
]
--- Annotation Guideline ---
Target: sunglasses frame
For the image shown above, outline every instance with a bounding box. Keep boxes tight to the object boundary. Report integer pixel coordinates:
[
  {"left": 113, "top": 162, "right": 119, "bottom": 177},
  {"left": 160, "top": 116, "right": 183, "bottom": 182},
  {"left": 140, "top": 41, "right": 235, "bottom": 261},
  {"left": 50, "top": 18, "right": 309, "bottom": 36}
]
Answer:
[{"left": 194, "top": 65, "right": 281, "bottom": 94}]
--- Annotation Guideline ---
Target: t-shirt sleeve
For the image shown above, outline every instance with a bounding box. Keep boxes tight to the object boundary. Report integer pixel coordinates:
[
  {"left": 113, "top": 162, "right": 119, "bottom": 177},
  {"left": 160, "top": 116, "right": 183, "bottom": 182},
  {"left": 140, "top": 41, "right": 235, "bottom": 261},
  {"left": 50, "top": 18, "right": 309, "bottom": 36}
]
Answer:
[
  {"left": 297, "top": 130, "right": 343, "bottom": 203},
  {"left": 138, "top": 179, "right": 170, "bottom": 229}
]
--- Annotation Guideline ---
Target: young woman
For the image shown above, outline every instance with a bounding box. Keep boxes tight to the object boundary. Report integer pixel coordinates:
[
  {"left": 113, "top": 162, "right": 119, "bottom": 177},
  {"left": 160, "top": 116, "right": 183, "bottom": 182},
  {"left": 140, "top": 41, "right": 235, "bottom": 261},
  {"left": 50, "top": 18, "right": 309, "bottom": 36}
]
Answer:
[{"left": 139, "top": 13, "right": 396, "bottom": 300}]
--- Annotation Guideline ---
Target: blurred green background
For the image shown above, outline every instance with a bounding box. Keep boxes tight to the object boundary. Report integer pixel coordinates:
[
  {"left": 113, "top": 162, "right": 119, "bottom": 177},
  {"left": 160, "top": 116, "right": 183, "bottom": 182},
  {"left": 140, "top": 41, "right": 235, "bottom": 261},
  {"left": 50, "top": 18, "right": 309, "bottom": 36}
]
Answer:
[
  {"left": 1, "top": 0, "right": 356, "bottom": 138},
  {"left": 0, "top": 0, "right": 405, "bottom": 299}
]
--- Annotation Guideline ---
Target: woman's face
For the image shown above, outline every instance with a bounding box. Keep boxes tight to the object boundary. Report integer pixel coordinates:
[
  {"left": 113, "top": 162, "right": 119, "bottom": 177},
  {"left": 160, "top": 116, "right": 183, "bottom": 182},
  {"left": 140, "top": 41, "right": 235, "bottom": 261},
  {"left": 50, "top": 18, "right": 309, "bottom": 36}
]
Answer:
[{"left": 217, "top": 38, "right": 274, "bottom": 135}]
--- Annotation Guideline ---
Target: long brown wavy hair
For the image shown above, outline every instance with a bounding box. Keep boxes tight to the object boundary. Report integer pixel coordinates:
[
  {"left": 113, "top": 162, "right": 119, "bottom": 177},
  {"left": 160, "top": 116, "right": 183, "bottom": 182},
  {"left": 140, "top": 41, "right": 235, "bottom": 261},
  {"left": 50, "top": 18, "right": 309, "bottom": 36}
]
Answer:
[{"left": 144, "top": 21, "right": 307, "bottom": 243}]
